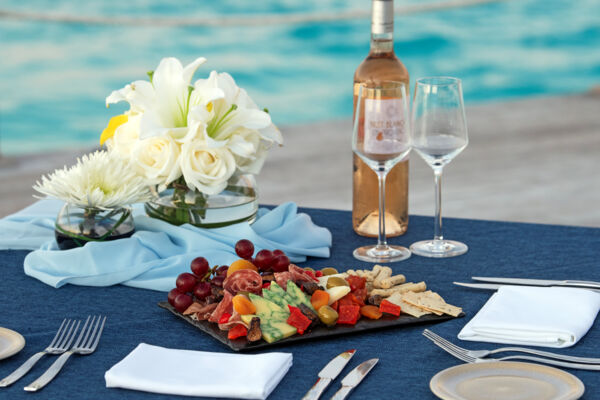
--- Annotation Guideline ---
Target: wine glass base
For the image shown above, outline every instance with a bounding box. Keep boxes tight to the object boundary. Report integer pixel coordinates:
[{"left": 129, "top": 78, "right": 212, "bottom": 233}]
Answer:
[
  {"left": 353, "top": 245, "right": 411, "bottom": 263},
  {"left": 410, "top": 239, "right": 468, "bottom": 258}
]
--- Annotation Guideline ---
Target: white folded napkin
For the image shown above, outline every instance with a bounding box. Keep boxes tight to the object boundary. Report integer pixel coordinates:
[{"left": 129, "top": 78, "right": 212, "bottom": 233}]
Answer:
[
  {"left": 105, "top": 343, "right": 292, "bottom": 399},
  {"left": 458, "top": 285, "right": 600, "bottom": 348}
]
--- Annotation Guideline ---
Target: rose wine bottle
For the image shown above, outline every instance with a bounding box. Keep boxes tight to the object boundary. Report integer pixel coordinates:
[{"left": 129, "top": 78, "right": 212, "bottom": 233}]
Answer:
[{"left": 353, "top": 0, "right": 409, "bottom": 237}]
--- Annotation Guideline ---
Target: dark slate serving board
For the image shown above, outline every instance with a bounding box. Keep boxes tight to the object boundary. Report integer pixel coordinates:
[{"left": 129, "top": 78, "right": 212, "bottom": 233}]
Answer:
[{"left": 159, "top": 301, "right": 464, "bottom": 352}]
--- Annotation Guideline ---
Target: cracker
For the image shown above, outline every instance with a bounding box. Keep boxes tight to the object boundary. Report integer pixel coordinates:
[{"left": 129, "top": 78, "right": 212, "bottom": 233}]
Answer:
[
  {"left": 402, "top": 291, "right": 462, "bottom": 317},
  {"left": 386, "top": 293, "right": 431, "bottom": 318}
]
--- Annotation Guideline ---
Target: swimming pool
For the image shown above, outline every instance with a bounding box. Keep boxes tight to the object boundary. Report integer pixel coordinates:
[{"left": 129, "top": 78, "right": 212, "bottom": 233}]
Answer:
[{"left": 1, "top": 0, "right": 599, "bottom": 154}]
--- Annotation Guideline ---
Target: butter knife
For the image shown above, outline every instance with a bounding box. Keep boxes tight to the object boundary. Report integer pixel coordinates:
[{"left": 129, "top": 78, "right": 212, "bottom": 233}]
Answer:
[
  {"left": 472, "top": 277, "right": 600, "bottom": 289},
  {"left": 330, "top": 358, "right": 378, "bottom": 400},
  {"left": 302, "top": 349, "right": 356, "bottom": 400}
]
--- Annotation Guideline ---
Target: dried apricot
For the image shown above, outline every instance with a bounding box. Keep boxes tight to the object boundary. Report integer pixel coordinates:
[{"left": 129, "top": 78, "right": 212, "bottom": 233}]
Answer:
[
  {"left": 227, "top": 259, "right": 258, "bottom": 277},
  {"left": 310, "top": 290, "right": 330, "bottom": 310},
  {"left": 232, "top": 294, "right": 257, "bottom": 315}
]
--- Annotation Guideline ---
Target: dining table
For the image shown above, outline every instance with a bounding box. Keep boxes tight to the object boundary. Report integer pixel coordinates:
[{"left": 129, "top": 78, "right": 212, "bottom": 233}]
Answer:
[{"left": 1, "top": 206, "right": 599, "bottom": 399}]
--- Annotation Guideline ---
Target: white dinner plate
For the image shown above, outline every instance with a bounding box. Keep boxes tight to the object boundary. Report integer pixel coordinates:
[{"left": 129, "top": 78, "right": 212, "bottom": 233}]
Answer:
[
  {"left": 0, "top": 327, "right": 25, "bottom": 360},
  {"left": 430, "top": 361, "right": 584, "bottom": 400}
]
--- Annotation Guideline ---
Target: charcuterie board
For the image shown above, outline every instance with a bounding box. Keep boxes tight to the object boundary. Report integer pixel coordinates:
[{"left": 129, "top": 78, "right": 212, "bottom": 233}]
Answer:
[{"left": 159, "top": 301, "right": 463, "bottom": 351}]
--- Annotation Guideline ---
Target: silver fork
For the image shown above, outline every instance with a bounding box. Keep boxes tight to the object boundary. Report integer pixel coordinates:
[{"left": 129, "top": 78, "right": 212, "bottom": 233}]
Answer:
[
  {"left": 423, "top": 329, "right": 600, "bottom": 364},
  {"left": 0, "top": 319, "right": 81, "bottom": 387},
  {"left": 24, "top": 315, "right": 106, "bottom": 392},
  {"left": 423, "top": 329, "right": 600, "bottom": 371}
]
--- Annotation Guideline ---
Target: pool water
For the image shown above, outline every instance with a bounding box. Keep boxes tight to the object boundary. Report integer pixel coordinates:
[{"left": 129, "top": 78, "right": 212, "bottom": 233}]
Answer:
[{"left": 1, "top": 0, "right": 599, "bottom": 154}]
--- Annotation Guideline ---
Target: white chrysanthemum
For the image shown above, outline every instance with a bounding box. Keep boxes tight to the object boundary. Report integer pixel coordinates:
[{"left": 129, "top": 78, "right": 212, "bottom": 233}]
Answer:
[{"left": 33, "top": 151, "right": 152, "bottom": 209}]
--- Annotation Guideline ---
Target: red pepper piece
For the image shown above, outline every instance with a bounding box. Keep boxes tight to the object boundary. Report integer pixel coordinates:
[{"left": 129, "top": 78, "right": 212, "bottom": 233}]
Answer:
[
  {"left": 337, "top": 304, "right": 361, "bottom": 325},
  {"left": 304, "top": 270, "right": 317, "bottom": 281},
  {"left": 288, "top": 305, "right": 301, "bottom": 314},
  {"left": 346, "top": 275, "right": 366, "bottom": 292},
  {"left": 353, "top": 287, "right": 368, "bottom": 303},
  {"left": 330, "top": 300, "right": 339, "bottom": 312},
  {"left": 227, "top": 324, "right": 248, "bottom": 340},
  {"left": 286, "top": 309, "right": 312, "bottom": 334},
  {"left": 218, "top": 312, "right": 232, "bottom": 324},
  {"left": 315, "top": 270, "right": 323, "bottom": 277},
  {"left": 262, "top": 281, "right": 271, "bottom": 289},
  {"left": 379, "top": 300, "right": 401, "bottom": 317}
]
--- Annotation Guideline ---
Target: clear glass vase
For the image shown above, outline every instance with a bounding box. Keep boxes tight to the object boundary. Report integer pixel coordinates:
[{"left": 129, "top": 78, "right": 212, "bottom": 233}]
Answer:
[
  {"left": 144, "top": 174, "right": 258, "bottom": 228},
  {"left": 54, "top": 204, "right": 135, "bottom": 250}
]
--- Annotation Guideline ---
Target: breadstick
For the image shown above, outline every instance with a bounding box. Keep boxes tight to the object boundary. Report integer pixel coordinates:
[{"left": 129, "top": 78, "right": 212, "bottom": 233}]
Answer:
[
  {"left": 373, "top": 266, "right": 392, "bottom": 289},
  {"left": 379, "top": 274, "right": 406, "bottom": 289},
  {"left": 370, "top": 281, "right": 427, "bottom": 297}
]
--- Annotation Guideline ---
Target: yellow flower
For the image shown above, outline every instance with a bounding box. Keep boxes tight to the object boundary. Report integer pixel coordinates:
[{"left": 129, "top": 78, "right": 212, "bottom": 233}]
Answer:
[{"left": 100, "top": 114, "right": 129, "bottom": 145}]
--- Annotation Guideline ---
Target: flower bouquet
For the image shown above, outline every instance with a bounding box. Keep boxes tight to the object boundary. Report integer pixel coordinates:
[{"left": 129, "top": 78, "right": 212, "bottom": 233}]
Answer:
[
  {"left": 34, "top": 151, "right": 152, "bottom": 249},
  {"left": 101, "top": 57, "right": 282, "bottom": 227}
]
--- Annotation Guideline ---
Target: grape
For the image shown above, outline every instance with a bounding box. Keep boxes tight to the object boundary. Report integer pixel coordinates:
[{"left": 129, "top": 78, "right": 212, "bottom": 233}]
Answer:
[
  {"left": 176, "top": 273, "right": 197, "bottom": 293},
  {"left": 211, "top": 275, "right": 225, "bottom": 288},
  {"left": 173, "top": 293, "right": 193, "bottom": 313},
  {"left": 190, "top": 257, "right": 209, "bottom": 278},
  {"left": 272, "top": 255, "right": 290, "bottom": 273},
  {"left": 168, "top": 288, "right": 183, "bottom": 306},
  {"left": 193, "top": 282, "right": 212, "bottom": 300},
  {"left": 254, "top": 249, "right": 275, "bottom": 271},
  {"left": 273, "top": 249, "right": 285, "bottom": 257},
  {"left": 215, "top": 266, "right": 229, "bottom": 277},
  {"left": 235, "top": 239, "right": 255, "bottom": 260}
]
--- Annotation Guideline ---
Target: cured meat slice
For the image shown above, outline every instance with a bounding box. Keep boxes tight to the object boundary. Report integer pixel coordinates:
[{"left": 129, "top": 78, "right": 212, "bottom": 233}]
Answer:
[
  {"left": 223, "top": 269, "right": 262, "bottom": 295},
  {"left": 183, "top": 302, "right": 219, "bottom": 321},
  {"left": 274, "top": 271, "right": 292, "bottom": 290},
  {"left": 218, "top": 310, "right": 249, "bottom": 331},
  {"left": 289, "top": 264, "right": 319, "bottom": 284},
  {"left": 208, "top": 291, "right": 233, "bottom": 323}
]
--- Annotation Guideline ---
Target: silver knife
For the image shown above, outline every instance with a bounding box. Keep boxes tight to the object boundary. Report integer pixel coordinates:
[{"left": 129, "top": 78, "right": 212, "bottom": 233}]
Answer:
[
  {"left": 472, "top": 277, "right": 600, "bottom": 289},
  {"left": 330, "top": 358, "right": 378, "bottom": 400},
  {"left": 454, "top": 282, "right": 600, "bottom": 293},
  {"left": 302, "top": 349, "right": 356, "bottom": 400}
]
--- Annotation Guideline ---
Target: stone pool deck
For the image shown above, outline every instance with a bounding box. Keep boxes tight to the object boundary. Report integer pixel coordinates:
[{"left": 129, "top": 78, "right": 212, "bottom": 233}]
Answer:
[{"left": 1, "top": 92, "right": 599, "bottom": 228}]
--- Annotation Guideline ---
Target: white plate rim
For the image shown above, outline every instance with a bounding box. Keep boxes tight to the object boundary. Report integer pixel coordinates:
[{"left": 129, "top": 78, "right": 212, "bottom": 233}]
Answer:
[
  {"left": 430, "top": 361, "right": 585, "bottom": 400},
  {"left": 0, "top": 327, "right": 26, "bottom": 360}
]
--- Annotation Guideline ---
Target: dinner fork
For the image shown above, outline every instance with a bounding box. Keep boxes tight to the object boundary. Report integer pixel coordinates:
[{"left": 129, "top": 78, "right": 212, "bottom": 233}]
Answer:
[
  {"left": 423, "top": 329, "right": 600, "bottom": 371},
  {"left": 423, "top": 329, "right": 600, "bottom": 364},
  {"left": 0, "top": 319, "right": 80, "bottom": 387},
  {"left": 24, "top": 315, "right": 106, "bottom": 392}
]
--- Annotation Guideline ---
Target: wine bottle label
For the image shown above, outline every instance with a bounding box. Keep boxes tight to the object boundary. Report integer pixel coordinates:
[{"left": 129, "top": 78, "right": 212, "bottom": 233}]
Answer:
[
  {"left": 364, "top": 98, "right": 406, "bottom": 154},
  {"left": 372, "top": 0, "right": 393, "bottom": 35}
]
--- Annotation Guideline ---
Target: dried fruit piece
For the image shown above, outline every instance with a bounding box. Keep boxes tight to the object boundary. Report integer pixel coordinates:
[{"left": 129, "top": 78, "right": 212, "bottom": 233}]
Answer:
[
  {"left": 232, "top": 294, "right": 257, "bottom": 315},
  {"left": 310, "top": 290, "right": 330, "bottom": 311},
  {"left": 360, "top": 305, "right": 383, "bottom": 320}
]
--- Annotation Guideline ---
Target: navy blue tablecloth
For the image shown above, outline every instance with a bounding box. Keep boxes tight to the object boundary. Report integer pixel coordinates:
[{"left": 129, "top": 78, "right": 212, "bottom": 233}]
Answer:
[{"left": 1, "top": 208, "right": 599, "bottom": 399}]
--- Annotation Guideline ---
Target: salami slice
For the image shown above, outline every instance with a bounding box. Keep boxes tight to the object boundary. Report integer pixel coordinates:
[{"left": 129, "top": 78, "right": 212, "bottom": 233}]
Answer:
[
  {"left": 223, "top": 269, "right": 262, "bottom": 295},
  {"left": 208, "top": 291, "right": 233, "bottom": 323}
]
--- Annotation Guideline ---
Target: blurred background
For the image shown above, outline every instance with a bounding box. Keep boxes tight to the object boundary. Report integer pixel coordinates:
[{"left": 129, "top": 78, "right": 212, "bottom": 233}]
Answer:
[{"left": 1, "top": 0, "right": 599, "bottom": 226}]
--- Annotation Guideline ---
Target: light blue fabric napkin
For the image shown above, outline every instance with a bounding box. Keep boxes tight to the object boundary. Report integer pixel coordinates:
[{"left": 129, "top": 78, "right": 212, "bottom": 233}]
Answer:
[{"left": 0, "top": 199, "right": 332, "bottom": 291}]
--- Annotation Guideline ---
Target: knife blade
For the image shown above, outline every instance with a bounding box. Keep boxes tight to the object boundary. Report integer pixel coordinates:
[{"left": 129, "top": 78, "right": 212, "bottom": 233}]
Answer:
[
  {"left": 454, "top": 282, "right": 600, "bottom": 293},
  {"left": 330, "top": 358, "right": 378, "bottom": 400},
  {"left": 302, "top": 349, "right": 356, "bottom": 400},
  {"left": 472, "top": 277, "right": 600, "bottom": 289}
]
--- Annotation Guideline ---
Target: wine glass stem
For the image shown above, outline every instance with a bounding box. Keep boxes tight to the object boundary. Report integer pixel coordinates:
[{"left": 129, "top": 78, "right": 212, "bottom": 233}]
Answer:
[
  {"left": 377, "top": 171, "right": 388, "bottom": 248},
  {"left": 434, "top": 168, "right": 443, "bottom": 242}
]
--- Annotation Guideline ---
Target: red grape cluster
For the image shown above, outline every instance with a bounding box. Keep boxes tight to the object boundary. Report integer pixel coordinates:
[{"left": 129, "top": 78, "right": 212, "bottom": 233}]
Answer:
[
  {"left": 235, "top": 238, "right": 290, "bottom": 273},
  {"left": 168, "top": 256, "right": 229, "bottom": 312},
  {"left": 167, "top": 239, "right": 291, "bottom": 312}
]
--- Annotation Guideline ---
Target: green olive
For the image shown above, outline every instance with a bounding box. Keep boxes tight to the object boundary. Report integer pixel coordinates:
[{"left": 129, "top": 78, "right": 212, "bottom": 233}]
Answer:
[
  {"left": 326, "top": 276, "right": 349, "bottom": 289},
  {"left": 318, "top": 306, "right": 338, "bottom": 326},
  {"left": 320, "top": 267, "right": 338, "bottom": 276},
  {"left": 304, "top": 267, "right": 316, "bottom": 274}
]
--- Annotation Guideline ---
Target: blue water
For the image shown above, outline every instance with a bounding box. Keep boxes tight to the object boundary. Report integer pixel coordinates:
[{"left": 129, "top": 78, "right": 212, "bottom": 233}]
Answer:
[{"left": 1, "top": 0, "right": 599, "bottom": 154}]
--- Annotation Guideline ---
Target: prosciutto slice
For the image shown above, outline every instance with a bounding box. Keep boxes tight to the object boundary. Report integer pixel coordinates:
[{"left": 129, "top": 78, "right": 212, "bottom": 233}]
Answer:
[
  {"left": 208, "top": 291, "right": 233, "bottom": 323},
  {"left": 274, "top": 272, "right": 293, "bottom": 290},
  {"left": 183, "top": 302, "right": 219, "bottom": 321},
  {"left": 223, "top": 269, "right": 262, "bottom": 295},
  {"left": 274, "top": 265, "right": 318, "bottom": 290},
  {"left": 218, "top": 310, "right": 249, "bottom": 331}
]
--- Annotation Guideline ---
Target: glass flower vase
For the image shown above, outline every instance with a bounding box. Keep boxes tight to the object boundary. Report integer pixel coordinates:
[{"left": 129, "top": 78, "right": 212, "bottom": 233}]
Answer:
[
  {"left": 54, "top": 204, "right": 135, "bottom": 250},
  {"left": 144, "top": 174, "right": 258, "bottom": 228}
]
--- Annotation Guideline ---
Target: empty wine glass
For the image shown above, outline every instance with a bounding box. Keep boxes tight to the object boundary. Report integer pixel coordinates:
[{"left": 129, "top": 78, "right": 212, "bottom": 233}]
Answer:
[
  {"left": 410, "top": 77, "right": 468, "bottom": 258},
  {"left": 352, "top": 81, "right": 411, "bottom": 262}
]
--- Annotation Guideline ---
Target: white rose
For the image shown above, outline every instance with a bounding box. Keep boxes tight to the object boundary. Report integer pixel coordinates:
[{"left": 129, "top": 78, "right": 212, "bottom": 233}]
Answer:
[
  {"left": 180, "top": 140, "right": 236, "bottom": 195},
  {"left": 132, "top": 135, "right": 181, "bottom": 186},
  {"left": 107, "top": 113, "right": 141, "bottom": 159}
]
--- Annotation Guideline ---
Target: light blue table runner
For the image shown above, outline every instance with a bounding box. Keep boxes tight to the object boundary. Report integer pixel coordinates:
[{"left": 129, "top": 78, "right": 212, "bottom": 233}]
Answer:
[{"left": 0, "top": 199, "right": 332, "bottom": 291}]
